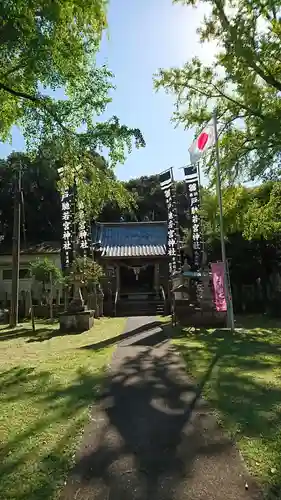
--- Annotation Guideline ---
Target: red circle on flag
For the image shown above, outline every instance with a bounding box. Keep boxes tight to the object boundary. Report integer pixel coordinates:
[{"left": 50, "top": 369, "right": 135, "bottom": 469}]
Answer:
[{"left": 197, "top": 132, "right": 209, "bottom": 150}]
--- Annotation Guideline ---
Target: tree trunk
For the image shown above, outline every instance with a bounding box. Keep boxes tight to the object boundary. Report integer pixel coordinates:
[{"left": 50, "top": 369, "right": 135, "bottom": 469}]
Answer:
[
  {"left": 30, "top": 278, "right": 35, "bottom": 332},
  {"left": 49, "top": 273, "right": 54, "bottom": 322},
  {"left": 94, "top": 283, "right": 99, "bottom": 318},
  {"left": 64, "top": 287, "right": 69, "bottom": 311}
]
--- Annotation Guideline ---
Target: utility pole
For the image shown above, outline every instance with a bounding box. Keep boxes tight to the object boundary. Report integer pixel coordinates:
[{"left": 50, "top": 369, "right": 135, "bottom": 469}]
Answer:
[{"left": 10, "top": 162, "right": 21, "bottom": 328}]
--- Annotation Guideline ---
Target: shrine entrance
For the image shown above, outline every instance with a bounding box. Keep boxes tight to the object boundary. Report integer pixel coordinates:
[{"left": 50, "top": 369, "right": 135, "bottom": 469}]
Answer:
[{"left": 120, "top": 264, "right": 154, "bottom": 294}]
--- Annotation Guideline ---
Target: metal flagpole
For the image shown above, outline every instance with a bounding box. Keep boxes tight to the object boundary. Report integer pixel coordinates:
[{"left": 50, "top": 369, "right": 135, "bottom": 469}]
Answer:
[{"left": 213, "top": 109, "right": 235, "bottom": 331}]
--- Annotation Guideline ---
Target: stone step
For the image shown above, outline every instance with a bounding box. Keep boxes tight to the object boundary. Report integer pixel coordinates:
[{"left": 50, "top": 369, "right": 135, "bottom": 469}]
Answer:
[
  {"left": 117, "top": 305, "right": 165, "bottom": 312},
  {"left": 116, "top": 310, "right": 165, "bottom": 317},
  {"left": 116, "top": 300, "right": 166, "bottom": 317},
  {"left": 118, "top": 301, "right": 165, "bottom": 306}
]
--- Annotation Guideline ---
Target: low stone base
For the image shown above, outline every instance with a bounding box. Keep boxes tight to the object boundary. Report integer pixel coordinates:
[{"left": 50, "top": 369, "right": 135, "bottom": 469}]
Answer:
[
  {"left": 174, "top": 301, "right": 226, "bottom": 327},
  {"left": 59, "top": 310, "right": 95, "bottom": 333},
  {"left": 176, "top": 310, "right": 226, "bottom": 327}
]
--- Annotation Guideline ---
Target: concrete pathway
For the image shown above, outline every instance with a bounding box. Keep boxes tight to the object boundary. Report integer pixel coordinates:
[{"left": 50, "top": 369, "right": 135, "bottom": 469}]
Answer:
[{"left": 60, "top": 317, "right": 262, "bottom": 500}]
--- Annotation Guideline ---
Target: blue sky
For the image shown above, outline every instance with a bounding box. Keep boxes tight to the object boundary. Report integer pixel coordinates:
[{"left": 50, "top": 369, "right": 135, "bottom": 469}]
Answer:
[{"left": 0, "top": 0, "right": 215, "bottom": 182}]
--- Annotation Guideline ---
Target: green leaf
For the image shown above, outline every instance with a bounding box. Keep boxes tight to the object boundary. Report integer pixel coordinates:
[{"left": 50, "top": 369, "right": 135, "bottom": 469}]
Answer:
[
  {"left": 155, "top": 0, "right": 281, "bottom": 183},
  {"left": 0, "top": 0, "right": 145, "bottom": 217},
  {"left": 29, "top": 257, "right": 63, "bottom": 284}
]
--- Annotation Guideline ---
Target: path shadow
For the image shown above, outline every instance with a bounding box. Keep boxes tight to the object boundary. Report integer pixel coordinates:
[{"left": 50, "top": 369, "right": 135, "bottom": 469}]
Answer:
[{"left": 61, "top": 330, "right": 246, "bottom": 500}]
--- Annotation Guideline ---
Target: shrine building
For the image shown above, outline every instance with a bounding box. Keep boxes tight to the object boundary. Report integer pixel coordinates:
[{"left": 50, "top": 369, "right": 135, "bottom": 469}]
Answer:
[{"left": 92, "top": 221, "right": 170, "bottom": 316}]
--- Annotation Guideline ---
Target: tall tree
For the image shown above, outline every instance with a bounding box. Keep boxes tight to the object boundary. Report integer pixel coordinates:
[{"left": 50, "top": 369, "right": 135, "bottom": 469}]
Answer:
[
  {"left": 0, "top": 150, "right": 136, "bottom": 243},
  {"left": 0, "top": 0, "right": 145, "bottom": 214},
  {"left": 200, "top": 181, "right": 281, "bottom": 244},
  {"left": 101, "top": 174, "right": 190, "bottom": 231},
  {"left": 154, "top": 0, "right": 281, "bottom": 183},
  {"left": 0, "top": 152, "right": 61, "bottom": 243}
]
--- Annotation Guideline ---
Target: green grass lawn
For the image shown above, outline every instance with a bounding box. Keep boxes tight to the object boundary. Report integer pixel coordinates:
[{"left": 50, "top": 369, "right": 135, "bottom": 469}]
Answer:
[
  {"left": 0, "top": 317, "right": 126, "bottom": 500},
  {"left": 172, "top": 315, "right": 281, "bottom": 497}
]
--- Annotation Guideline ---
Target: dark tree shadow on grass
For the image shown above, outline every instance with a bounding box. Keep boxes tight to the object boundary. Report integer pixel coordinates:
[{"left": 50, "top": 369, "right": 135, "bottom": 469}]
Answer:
[
  {"left": 235, "top": 314, "right": 281, "bottom": 331},
  {"left": 0, "top": 319, "right": 62, "bottom": 342},
  {"left": 1, "top": 319, "right": 165, "bottom": 345},
  {"left": 0, "top": 364, "right": 106, "bottom": 500},
  {"left": 173, "top": 322, "right": 281, "bottom": 499},
  {"left": 26, "top": 319, "right": 165, "bottom": 346},
  {"left": 0, "top": 326, "right": 58, "bottom": 342}
]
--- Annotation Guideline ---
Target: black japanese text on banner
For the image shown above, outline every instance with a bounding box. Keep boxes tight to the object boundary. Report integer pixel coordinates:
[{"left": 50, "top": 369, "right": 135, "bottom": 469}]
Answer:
[
  {"left": 160, "top": 169, "right": 181, "bottom": 275},
  {"left": 183, "top": 166, "right": 203, "bottom": 270},
  {"left": 61, "top": 188, "right": 74, "bottom": 269},
  {"left": 77, "top": 200, "right": 90, "bottom": 258}
]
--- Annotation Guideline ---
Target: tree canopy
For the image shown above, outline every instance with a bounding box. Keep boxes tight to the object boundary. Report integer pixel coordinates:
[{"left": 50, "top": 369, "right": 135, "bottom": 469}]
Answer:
[
  {"left": 29, "top": 257, "right": 63, "bottom": 285},
  {"left": 200, "top": 181, "right": 281, "bottom": 243},
  {"left": 0, "top": 151, "right": 137, "bottom": 243},
  {"left": 154, "top": 0, "right": 281, "bottom": 183},
  {"left": 2, "top": 152, "right": 281, "bottom": 250},
  {"left": 68, "top": 257, "right": 104, "bottom": 287},
  {"left": 0, "top": 152, "right": 61, "bottom": 243},
  {"left": 0, "top": 0, "right": 145, "bottom": 215}
]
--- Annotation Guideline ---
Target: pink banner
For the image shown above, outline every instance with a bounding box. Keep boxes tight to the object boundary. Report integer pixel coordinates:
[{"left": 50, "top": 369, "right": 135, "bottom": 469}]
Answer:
[{"left": 211, "top": 262, "right": 227, "bottom": 312}]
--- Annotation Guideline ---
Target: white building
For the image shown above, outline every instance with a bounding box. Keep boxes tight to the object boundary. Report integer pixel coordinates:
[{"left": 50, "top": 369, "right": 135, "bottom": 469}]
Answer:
[{"left": 0, "top": 241, "right": 62, "bottom": 306}]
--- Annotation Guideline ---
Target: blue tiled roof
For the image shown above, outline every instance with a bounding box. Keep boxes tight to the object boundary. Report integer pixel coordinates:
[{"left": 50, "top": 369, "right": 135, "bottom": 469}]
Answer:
[{"left": 93, "top": 222, "right": 167, "bottom": 257}]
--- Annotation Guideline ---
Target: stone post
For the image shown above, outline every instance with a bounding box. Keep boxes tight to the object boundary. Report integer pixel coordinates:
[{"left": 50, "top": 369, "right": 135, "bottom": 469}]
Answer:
[{"left": 68, "top": 279, "right": 85, "bottom": 313}]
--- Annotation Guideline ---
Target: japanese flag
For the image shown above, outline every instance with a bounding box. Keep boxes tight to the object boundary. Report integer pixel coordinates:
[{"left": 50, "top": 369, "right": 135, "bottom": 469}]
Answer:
[{"left": 189, "top": 121, "right": 215, "bottom": 164}]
